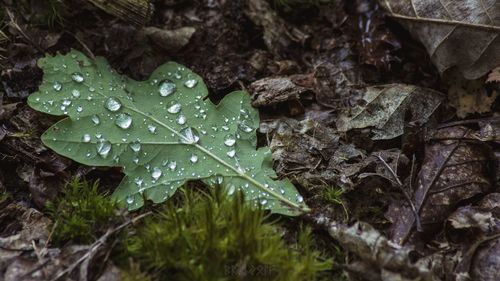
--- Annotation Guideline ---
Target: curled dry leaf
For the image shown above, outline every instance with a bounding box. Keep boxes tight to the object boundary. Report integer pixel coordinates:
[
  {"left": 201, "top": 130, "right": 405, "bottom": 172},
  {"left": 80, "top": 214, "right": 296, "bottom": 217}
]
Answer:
[
  {"left": 142, "top": 26, "right": 196, "bottom": 52},
  {"left": 380, "top": 0, "right": 500, "bottom": 80},
  {"left": 387, "top": 126, "right": 493, "bottom": 244},
  {"left": 336, "top": 84, "right": 444, "bottom": 140},
  {"left": 250, "top": 76, "right": 309, "bottom": 107}
]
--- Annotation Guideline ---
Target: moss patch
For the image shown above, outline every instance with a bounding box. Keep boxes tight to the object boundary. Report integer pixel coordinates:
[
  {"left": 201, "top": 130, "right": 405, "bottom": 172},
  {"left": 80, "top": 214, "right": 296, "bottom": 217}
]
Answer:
[
  {"left": 47, "top": 177, "right": 120, "bottom": 244},
  {"left": 120, "top": 188, "right": 332, "bottom": 281}
]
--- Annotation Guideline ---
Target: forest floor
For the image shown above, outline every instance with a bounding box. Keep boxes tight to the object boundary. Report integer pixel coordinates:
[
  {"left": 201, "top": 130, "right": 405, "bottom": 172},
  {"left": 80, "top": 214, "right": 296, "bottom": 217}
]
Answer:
[{"left": 0, "top": 0, "right": 499, "bottom": 281}]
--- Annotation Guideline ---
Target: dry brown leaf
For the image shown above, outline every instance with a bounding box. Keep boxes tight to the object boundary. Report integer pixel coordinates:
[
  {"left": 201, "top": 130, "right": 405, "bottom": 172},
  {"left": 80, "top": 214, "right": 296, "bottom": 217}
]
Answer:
[
  {"left": 387, "top": 126, "right": 493, "bottom": 244},
  {"left": 380, "top": 0, "right": 500, "bottom": 80}
]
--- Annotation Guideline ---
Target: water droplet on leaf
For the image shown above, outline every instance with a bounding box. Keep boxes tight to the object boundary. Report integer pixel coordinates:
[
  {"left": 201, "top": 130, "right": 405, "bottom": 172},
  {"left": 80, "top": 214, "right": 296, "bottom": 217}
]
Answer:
[
  {"left": 53, "top": 81, "right": 62, "bottom": 91},
  {"left": 151, "top": 167, "right": 162, "bottom": 180},
  {"left": 82, "top": 134, "right": 91, "bottom": 142},
  {"left": 115, "top": 113, "right": 132, "bottom": 129},
  {"left": 72, "top": 89, "right": 81, "bottom": 98},
  {"left": 227, "top": 149, "right": 236, "bottom": 158},
  {"left": 96, "top": 140, "right": 112, "bottom": 158},
  {"left": 177, "top": 114, "right": 186, "bottom": 125},
  {"left": 105, "top": 97, "right": 121, "bottom": 112},
  {"left": 159, "top": 80, "right": 176, "bottom": 97},
  {"left": 190, "top": 154, "right": 198, "bottom": 163},
  {"left": 71, "top": 72, "right": 84, "bottom": 83},
  {"left": 91, "top": 115, "right": 100, "bottom": 125},
  {"left": 224, "top": 135, "right": 236, "bottom": 147},
  {"left": 148, "top": 124, "right": 157, "bottom": 133},
  {"left": 167, "top": 103, "right": 181, "bottom": 114},
  {"left": 180, "top": 127, "right": 200, "bottom": 144},
  {"left": 130, "top": 141, "right": 141, "bottom": 152},
  {"left": 184, "top": 79, "right": 197, "bottom": 88}
]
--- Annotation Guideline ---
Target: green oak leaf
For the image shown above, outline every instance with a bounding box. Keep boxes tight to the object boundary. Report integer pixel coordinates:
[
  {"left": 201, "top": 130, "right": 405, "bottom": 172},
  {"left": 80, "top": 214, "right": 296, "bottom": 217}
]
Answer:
[{"left": 28, "top": 50, "right": 309, "bottom": 216}]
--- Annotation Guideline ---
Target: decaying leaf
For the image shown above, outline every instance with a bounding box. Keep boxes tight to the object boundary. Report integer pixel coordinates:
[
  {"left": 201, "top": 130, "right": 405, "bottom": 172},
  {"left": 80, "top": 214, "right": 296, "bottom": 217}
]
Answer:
[
  {"left": 446, "top": 193, "right": 500, "bottom": 281},
  {"left": 246, "top": 0, "right": 308, "bottom": 56},
  {"left": 380, "top": 0, "right": 500, "bottom": 80},
  {"left": 142, "top": 26, "right": 196, "bottom": 52},
  {"left": 316, "top": 217, "right": 437, "bottom": 281},
  {"left": 388, "top": 126, "right": 493, "bottom": 244},
  {"left": 336, "top": 84, "right": 444, "bottom": 140},
  {"left": 250, "top": 76, "right": 309, "bottom": 107},
  {"left": 448, "top": 75, "right": 498, "bottom": 118},
  {"left": 87, "top": 0, "right": 153, "bottom": 26},
  {"left": 28, "top": 50, "right": 308, "bottom": 216}
]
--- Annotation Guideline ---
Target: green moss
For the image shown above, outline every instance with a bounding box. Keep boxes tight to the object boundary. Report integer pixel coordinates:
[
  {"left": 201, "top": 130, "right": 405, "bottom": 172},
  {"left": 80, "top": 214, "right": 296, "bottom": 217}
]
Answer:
[
  {"left": 47, "top": 177, "right": 119, "bottom": 244},
  {"left": 120, "top": 187, "right": 332, "bottom": 281},
  {"left": 321, "top": 187, "right": 348, "bottom": 219}
]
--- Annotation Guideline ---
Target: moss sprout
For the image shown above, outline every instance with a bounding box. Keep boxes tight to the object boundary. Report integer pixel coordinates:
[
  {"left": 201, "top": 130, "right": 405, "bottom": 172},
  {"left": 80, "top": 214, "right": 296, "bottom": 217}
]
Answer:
[
  {"left": 120, "top": 187, "right": 332, "bottom": 281},
  {"left": 47, "top": 177, "right": 119, "bottom": 244}
]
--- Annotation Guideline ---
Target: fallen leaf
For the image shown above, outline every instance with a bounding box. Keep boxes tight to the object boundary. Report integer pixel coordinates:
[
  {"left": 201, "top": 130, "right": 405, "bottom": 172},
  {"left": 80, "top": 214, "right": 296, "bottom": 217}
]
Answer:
[
  {"left": 380, "top": 0, "right": 500, "bottom": 80},
  {"left": 142, "top": 26, "right": 196, "bottom": 52},
  {"left": 28, "top": 50, "right": 308, "bottom": 215},
  {"left": 388, "top": 126, "right": 493, "bottom": 244},
  {"left": 336, "top": 84, "right": 444, "bottom": 140},
  {"left": 250, "top": 76, "right": 309, "bottom": 108}
]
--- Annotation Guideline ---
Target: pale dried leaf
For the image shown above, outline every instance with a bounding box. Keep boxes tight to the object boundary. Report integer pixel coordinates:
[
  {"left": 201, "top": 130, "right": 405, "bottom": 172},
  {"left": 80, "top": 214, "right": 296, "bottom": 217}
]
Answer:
[
  {"left": 380, "top": 0, "right": 500, "bottom": 79},
  {"left": 336, "top": 84, "right": 444, "bottom": 140}
]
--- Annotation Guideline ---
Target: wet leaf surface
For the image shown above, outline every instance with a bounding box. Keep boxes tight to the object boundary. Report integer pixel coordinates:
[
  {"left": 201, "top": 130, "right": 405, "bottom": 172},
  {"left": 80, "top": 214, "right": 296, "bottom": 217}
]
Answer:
[{"left": 28, "top": 50, "right": 308, "bottom": 215}]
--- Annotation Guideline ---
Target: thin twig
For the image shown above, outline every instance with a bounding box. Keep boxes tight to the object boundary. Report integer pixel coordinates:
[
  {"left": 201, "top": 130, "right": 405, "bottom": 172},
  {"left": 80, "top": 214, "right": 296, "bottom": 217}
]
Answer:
[
  {"left": 376, "top": 154, "right": 422, "bottom": 231},
  {"left": 50, "top": 212, "right": 151, "bottom": 281}
]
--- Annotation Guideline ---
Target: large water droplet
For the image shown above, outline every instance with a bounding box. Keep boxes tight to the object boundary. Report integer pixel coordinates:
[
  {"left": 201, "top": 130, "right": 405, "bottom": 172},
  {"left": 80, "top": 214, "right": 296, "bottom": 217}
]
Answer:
[
  {"left": 224, "top": 135, "right": 236, "bottom": 147},
  {"left": 91, "top": 115, "right": 100, "bottom": 125},
  {"left": 71, "top": 72, "right": 84, "bottom": 83},
  {"left": 167, "top": 103, "right": 181, "bottom": 114},
  {"left": 130, "top": 141, "right": 141, "bottom": 152},
  {"left": 72, "top": 89, "right": 81, "bottom": 98},
  {"left": 184, "top": 79, "right": 197, "bottom": 88},
  {"left": 82, "top": 134, "right": 91, "bottom": 142},
  {"left": 238, "top": 120, "right": 254, "bottom": 133},
  {"left": 115, "top": 113, "right": 132, "bottom": 129},
  {"left": 126, "top": 196, "right": 134, "bottom": 204},
  {"left": 260, "top": 199, "right": 268, "bottom": 206},
  {"left": 62, "top": 99, "right": 72, "bottom": 106},
  {"left": 159, "top": 80, "right": 176, "bottom": 97},
  {"left": 96, "top": 140, "right": 112, "bottom": 158},
  {"left": 180, "top": 127, "right": 200, "bottom": 144},
  {"left": 105, "top": 97, "right": 121, "bottom": 112},
  {"left": 53, "top": 81, "right": 62, "bottom": 91},
  {"left": 190, "top": 154, "right": 198, "bottom": 163},
  {"left": 148, "top": 124, "right": 157, "bottom": 134},
  {"left": 151, "top": 167, "right": 162, "bottom": 180},
  {"left": 297, "top": 195, "right": 304, "bottom": 203},
  {"left": 177, "top": 114, "right": 186, "bottom": 125}
]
